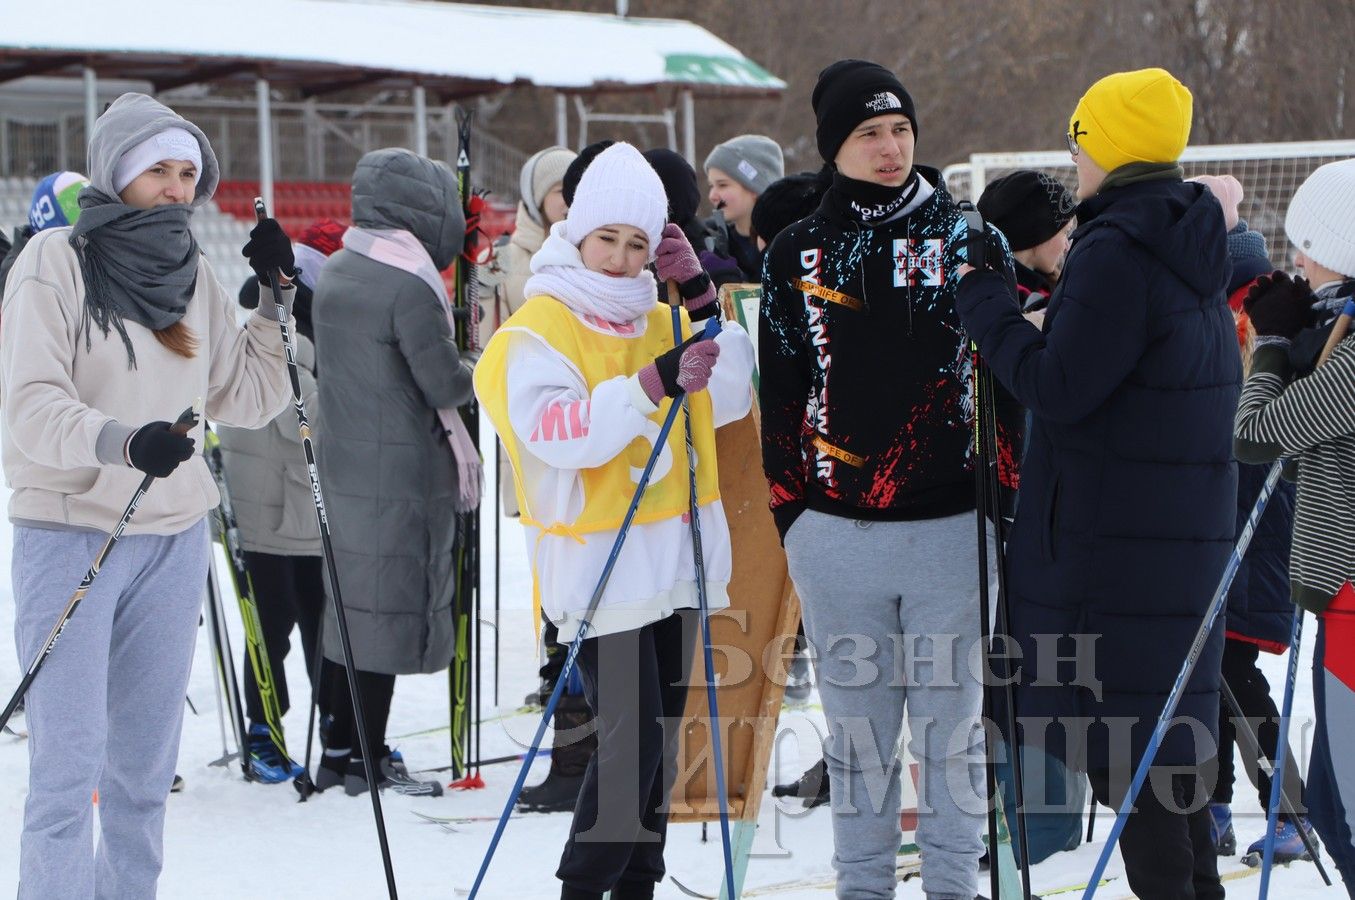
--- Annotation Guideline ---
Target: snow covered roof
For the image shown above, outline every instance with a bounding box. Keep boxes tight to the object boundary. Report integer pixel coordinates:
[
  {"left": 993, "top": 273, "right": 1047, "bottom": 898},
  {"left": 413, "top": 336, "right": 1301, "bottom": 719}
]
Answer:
[{"left": 0, "top": 0, "right": 785, "bottom": 97}]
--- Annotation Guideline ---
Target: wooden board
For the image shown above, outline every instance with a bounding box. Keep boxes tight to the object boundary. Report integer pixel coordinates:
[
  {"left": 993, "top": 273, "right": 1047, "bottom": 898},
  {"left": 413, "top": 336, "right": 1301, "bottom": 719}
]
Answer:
[{"left": 669, "top": 285, "right": 802, "bottom": 826}]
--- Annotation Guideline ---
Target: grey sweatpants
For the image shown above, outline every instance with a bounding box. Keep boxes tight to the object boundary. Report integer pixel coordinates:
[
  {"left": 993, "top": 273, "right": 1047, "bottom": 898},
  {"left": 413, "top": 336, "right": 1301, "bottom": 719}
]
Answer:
[
  {"left": 12, "top": 519, "right": 210, "bottom": 900},
  {"left": 785, "top": 509, "right": 992, "bottom": 900}
]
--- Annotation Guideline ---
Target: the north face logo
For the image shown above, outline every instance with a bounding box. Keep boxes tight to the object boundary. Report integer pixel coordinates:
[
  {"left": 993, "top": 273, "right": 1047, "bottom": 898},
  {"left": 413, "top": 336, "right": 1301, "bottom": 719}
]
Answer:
[{"left": 865, "top": 91, "right": 902, "bottom": 113}]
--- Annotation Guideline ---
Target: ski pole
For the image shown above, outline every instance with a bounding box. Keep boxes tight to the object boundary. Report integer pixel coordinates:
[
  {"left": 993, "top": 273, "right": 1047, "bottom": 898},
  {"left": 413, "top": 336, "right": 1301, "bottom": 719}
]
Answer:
[
  {"left": 668, "top": 284, "right": 736, "bottom": 900},
  {"left": 977, "top": 353, "right": 1033, "bottom": 898},
  {"left": 206, "top": 562, "right": 252, "bottom": 780},
  {"left": 467, "top": 318, "right": 721, "bottom": 900},
  {"left": 1081, "top": 459, "right": 1284, "bottom": 899},
  {"left": 972, "top": 351, "right": 1002, "bottom": 900},
  {"left": 1260, "top": 609, "right": 1305, "bottom": 897},
  {"left": 1317, "top": 298, "right": 1355, "bottom": 367},
  {"left": 494, "top": 445, "right": 502, "bottom": 708},
  {"left": 294, "top": 604, "right": 328, "bottom": 800},
  {"left": 204, "top": 590, "right": 239, "bottom": 770},
  {"left": 0, "top": 404, "right": 199, "bottom": 733},
  {"left": 1219, "top": 678, "right": 1330, "bottom": 885},
  {"left": 254, "top": 198, "right": 398, "bottom": 900}
]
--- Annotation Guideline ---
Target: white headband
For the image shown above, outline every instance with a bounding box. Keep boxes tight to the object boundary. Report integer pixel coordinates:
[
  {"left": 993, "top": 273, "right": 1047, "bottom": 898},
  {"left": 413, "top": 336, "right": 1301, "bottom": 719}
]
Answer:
[{"left": 112, "top": 127, "right": 204, "bottom": 194}]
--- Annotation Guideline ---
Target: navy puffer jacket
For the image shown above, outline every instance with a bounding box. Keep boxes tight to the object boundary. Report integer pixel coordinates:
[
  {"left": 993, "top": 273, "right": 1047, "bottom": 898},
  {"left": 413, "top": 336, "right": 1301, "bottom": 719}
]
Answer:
[
  {"left": 957, "top": 177, "right": 1241, "bottom": 771},
  {"left": 1225, "top": 461, "right": 1296, "bottom": 650}
]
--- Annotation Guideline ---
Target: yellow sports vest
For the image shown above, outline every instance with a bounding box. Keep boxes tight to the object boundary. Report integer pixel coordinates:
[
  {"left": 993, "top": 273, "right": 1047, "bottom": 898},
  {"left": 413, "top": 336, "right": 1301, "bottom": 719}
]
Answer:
[{"left": 475, "top": 295, "right": 721, "bottom": 544}]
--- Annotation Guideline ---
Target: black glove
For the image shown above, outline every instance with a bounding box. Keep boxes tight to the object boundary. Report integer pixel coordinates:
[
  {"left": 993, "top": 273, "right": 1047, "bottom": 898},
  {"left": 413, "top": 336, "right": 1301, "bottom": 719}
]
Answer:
[
  {"left": 1244, "top": 271, "right": 1314, "bottom": 339},
  {"left": 126, "top": 421, "right": 196, "bottom": 478},
  {"left": 242, "top": 219, "right": 297, "bottom": 286}
]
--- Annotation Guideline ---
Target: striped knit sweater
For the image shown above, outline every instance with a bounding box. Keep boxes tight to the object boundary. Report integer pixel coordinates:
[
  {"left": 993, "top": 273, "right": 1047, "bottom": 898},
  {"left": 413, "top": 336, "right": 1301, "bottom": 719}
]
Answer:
[{"left": 1235, "top": 330, "right": 1355, "bottom": 614}]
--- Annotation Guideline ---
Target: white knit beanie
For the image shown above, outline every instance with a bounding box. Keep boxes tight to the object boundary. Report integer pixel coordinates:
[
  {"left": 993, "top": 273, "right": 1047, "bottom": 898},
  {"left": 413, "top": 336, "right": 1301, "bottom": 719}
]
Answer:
[
  {"left": 1285, "top": 158, "right": 1355, "bottom": 278},
  {"left": 111, "top": 126, "right": 204, "bottom": 194},
  {"left": 563, "top": 142, "right": 666, "bottom": 255},
  {"left": 519, "top": 145, "right": 577, "bottom": 226}
]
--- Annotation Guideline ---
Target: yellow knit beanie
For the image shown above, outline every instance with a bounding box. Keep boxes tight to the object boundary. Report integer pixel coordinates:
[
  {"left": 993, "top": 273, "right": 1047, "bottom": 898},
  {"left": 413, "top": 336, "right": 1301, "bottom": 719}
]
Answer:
[{"left": 1069, "top": 68, "right": 1193, "bottom": 172}]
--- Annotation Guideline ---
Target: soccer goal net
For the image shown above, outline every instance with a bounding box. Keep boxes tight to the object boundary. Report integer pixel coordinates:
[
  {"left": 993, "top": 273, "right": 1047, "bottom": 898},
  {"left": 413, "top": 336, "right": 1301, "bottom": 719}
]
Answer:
[{"left": 943, "top": 140, "right": 1355, "bottom": 269}]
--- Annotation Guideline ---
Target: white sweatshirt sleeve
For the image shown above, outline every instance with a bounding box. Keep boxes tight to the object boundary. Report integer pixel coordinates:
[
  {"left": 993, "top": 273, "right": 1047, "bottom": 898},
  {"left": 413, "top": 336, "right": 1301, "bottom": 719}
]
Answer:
[
  {"left": 505, "top": 332, "right": 655, "bottom": 471},
  {"left": 707, "top": 320, "right": 755, "bottom": 427}
]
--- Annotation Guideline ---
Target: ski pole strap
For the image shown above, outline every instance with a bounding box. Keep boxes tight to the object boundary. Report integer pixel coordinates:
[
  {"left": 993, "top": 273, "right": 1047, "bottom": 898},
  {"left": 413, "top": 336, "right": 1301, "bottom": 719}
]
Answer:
[{"left": 793, "top": 278, "right": 864, "bottom": 311}]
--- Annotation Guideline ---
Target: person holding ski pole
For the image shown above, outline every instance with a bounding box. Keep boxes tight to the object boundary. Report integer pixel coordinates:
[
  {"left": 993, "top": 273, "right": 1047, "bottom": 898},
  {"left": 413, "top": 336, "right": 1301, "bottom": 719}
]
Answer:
[
  {"left": 0, "top": 91, "right": 292, "bottom": 900},
  {"left": 309, "top": 148, "right": 475, "bottom": 797},
  {"left": 475, "top": 141, "right": 753, "bottom": 900},
  {"left": 1233, "top": 156, "right": 1355, "bottom": 896},
  {"left": 956, "top": 68, "right": 1238, "bottom": 899},
  {"left": 759, "top": 58, "right": 1015, "bottom": 900}
]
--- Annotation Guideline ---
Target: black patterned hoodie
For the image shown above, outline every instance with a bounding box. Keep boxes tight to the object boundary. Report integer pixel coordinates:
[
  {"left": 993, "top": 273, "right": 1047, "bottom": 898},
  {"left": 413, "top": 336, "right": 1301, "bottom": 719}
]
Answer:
[{"left": 758, "top": 166, "right": 1015, "bottom": 539}]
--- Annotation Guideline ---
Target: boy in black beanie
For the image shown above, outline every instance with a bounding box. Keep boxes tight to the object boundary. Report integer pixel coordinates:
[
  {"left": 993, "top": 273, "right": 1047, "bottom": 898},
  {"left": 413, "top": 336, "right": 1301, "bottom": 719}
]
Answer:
[
  {"left": 759, "top": 58, "right": 1015, "bottom": 900},
  {"left": 977, "top": 170, "right": 1076, "bottom": 313}
]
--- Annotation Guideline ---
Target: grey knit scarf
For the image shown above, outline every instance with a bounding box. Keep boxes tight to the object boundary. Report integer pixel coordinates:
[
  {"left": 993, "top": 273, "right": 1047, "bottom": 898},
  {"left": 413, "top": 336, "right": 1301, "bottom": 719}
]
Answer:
[{"left": 68, "top": 187, "right": 199, "bottom": 368}]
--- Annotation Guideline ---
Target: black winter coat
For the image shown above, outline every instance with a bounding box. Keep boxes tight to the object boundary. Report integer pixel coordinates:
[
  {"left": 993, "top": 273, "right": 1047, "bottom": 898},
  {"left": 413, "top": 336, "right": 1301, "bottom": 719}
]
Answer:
[
  {"left": 957, "top": 177, "right": 1241, "bottom": 770},
  {"left": 1225, "top": 461, "right": 1296, "bottom": 651}
]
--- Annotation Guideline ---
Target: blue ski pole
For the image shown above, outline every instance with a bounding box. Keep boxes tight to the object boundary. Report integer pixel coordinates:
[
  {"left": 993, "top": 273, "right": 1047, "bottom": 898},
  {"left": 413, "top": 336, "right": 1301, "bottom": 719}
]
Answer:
[
  {"left": 668, "top": 285, "right": 737, "bottom": 899},
  {"left": 1259, "top": 608, "right": 1305, "bottom": 897},
  {"left": 1081, "top": 459, "right": 1284, "bottom": 899},
  {"left": 467, "top": 317, "right": 721, "bottom": 899}
]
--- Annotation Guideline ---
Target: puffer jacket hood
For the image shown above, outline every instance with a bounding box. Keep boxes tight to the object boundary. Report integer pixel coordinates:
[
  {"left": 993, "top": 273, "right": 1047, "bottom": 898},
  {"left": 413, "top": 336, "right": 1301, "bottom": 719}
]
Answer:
[
  {"left": 1075, "top": 178, "right": 1229, "bottom": 301},
  {"left": 351, "top": 148, "right": 464, "bottom": 270},
  {"left": 85, "top": 92, "right": 219, "bottom": 207}
]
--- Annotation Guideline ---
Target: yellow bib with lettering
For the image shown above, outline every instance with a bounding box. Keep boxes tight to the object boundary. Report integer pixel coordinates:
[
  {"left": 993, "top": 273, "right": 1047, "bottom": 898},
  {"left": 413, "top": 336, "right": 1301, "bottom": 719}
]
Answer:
[{"left": 475, "top": 295, "right": 720, "bottom": 540}]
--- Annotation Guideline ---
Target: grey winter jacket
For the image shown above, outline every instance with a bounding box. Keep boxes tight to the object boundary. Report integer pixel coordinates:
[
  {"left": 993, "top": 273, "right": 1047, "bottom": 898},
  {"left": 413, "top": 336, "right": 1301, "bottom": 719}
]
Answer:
[
  {"left": 315, "top": 148, "right": 473, "bottom": 675},
  {"left": 216, "top": 333, "right": 321, "bottom": 556}
]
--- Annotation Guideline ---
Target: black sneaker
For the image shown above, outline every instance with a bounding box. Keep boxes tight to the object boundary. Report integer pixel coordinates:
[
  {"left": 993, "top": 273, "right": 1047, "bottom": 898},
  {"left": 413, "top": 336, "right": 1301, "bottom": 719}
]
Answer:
[
  {"left": 517, "top": 771, "right": 584, "bottom": 813},
  {"left": 344, "top": 754, "right": 444, "bottom": 797},
  {"left": 771, "top": 759, "right": 829, "bottom": 808}
]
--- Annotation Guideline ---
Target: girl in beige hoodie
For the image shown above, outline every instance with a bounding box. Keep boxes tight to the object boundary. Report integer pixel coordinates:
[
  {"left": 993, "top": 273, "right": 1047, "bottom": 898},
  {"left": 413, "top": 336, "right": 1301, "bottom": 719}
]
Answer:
[{"left": 1, "top": 93, "right": 292, "bottom": 898}]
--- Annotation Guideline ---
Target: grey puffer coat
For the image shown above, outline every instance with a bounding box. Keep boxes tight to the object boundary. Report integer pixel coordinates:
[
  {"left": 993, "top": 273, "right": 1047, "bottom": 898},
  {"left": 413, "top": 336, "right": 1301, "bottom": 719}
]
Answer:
[
  {"left": 314, "top": 148, "right": 473, "bottom": 675},
  {"left": 215, "top": 333, "right": 321, "bottom": 557}
]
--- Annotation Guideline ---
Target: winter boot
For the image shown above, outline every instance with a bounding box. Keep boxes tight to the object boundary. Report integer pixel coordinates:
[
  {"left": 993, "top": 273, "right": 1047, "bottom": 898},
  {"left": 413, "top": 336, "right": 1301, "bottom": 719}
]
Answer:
[
  {"left": 1208, "top": 802, "right": 1236, "bottom": 856},
  {"left": 1242, "top": 816, "right": 1320, "bottom": 866},
  {"left": 344, "top": 751, "right": 444, "bottom": 797},
  {"left": 314, "top": 747, "right": 349, "bottom": 792},
  {"left": 771, "top": 758, "right": 830, "bottom": 809},
  {"left": 246, "top": 722, "right": 305, "bottom": 783},
  {"left": 519, "top": 693, "right": 596, "bottom": 813}
]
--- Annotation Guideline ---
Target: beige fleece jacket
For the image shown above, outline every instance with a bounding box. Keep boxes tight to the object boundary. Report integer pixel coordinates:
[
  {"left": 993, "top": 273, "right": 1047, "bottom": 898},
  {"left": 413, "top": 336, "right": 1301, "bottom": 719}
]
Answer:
[{"left": 1, "top": 228, "right": 292, "bottom": 535}]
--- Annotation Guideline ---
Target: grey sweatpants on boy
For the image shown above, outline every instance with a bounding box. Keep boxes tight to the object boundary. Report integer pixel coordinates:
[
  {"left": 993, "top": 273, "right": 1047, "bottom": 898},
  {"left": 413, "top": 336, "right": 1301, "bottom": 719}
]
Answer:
[
  {"left": 12, "top": 520, "right": 210, "bottom": 900},
  {"left": 785, "top": 509, "right": 991, "bottom": 900}
]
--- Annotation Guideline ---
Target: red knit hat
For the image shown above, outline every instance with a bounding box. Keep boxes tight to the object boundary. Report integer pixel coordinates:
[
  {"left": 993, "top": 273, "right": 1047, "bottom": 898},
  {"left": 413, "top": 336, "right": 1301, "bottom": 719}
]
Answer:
[{"left": 296, "top": 218, "right": 347, "bottom": 256}]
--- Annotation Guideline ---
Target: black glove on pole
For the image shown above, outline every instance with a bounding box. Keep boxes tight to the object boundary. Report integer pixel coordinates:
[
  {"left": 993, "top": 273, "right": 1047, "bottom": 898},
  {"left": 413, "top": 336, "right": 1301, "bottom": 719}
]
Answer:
[
  {"left": 242, "top": 218, "right": 297, "bottom": 287},
  {"left": 1243, "top": 272, "right": 1315, "bottom": 339},
  {"left": 0, "top": 404, "right": 200, "bottom": 733}
]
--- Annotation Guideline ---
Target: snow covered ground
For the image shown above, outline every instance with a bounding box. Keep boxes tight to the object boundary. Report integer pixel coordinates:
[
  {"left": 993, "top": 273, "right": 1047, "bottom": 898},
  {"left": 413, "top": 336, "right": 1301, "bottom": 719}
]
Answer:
[{"left": 0, "top": 444, "right": 1341, "bottom": 898}]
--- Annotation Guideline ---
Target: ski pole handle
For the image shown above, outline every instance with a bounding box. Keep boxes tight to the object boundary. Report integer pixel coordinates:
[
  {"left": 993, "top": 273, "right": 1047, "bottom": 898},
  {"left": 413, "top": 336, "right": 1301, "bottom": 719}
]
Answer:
[
  {"left": 169, "top": 403, "right": 200, "bottom": 438},
  {"left": 667, "top": 279, "right": 681, "bottom": 308},
  {"left": 1318, "top": 298, "right": 1355, "bottom": 367}
]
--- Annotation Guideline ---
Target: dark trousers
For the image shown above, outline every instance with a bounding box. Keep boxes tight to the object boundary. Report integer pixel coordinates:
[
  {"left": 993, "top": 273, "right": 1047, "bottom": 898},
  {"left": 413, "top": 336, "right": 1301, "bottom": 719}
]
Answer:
[
  {"left": 1212, "top": 638, "right": 1305, "bottom": 814},
  {"left": 324, "top": 666, "right": 396, "bottom": 760},
  {"left": 239, "top": 551, "right": 327, "bottom": 727},
  {"left": 557, "top": 611, "right": 696, "bottom": 894},
  {"left": 1088, "top": 767, "right": 1223, "bottom": 900}
]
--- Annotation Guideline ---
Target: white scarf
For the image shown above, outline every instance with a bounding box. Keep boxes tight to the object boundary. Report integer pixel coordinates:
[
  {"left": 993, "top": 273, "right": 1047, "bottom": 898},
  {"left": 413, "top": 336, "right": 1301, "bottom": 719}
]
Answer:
[
  {"left": 341, "top": 226, "right": 483, "bottom": 511},
  {"left": 523, "top": 222, "right": 659, "bottom": 324}
]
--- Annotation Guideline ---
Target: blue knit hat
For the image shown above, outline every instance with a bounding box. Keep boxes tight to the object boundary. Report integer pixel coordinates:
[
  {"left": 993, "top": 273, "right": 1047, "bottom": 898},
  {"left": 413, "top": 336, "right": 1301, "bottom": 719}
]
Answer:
[{"left": 28, "top": 171, "right": 90, "bottom": 231}]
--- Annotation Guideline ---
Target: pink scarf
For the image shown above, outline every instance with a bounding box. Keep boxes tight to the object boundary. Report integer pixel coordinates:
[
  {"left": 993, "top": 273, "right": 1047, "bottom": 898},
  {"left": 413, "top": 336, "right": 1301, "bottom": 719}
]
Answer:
[{"left": 342, "top": 226, "right": 482, "bottom": 512}]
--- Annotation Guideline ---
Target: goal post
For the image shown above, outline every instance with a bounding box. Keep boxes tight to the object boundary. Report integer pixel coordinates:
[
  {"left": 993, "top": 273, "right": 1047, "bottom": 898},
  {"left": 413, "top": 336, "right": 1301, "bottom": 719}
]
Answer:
[{"left": 943, "top": 139, "right": 1355, "bottom": 268}]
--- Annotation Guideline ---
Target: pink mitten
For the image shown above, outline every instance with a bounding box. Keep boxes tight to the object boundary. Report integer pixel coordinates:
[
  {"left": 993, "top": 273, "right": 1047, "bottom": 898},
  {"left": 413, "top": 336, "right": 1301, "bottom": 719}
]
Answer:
[
  {"left": 655, "top": 223, "right": 716, "bottom": 312},
  {"left": 637, "top": 333, "right": 723, "bottom": 404}
]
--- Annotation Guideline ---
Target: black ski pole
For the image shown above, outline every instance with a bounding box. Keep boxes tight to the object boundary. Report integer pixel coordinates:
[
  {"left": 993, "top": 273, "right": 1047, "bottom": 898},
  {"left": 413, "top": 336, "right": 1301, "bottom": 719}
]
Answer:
[
  {"left": 254, "top": 198, "right": 398, "bottom": 899},
  {"left": 1218, "top": 679, "right": 1330, "bottom": 885},
  {"left": 493, "top": 444, "right": 501, "bottom": 708},
  {"left": 294, "top": 603, "right": 328, "bottom": 800},
  {"left": 978, "top": 355, "right": 1034, "bottom": 898},
  {"left": 206, "top": 563, "right": 253, "bottom": 780},
  {"left": 0, "top": 405, "right": 199, "bottom": 733}
]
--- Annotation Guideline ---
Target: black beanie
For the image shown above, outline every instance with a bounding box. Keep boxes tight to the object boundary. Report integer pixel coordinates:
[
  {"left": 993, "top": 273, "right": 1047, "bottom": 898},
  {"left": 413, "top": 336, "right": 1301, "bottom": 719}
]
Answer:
[
  {"left": 643, "top": 148, "right": 702, "bottom": 225},
  {"left": 561, "top": 139, "right": 616, "bottom": 207},
  {"left": 751, "top": 171, "right": 829, "bottom": 244},
  {"left": 812, "top": 59, "right": 917, "bottom": 164},
  {"left": 975, "top": 170, "right": 1076, "bottom": 252}
]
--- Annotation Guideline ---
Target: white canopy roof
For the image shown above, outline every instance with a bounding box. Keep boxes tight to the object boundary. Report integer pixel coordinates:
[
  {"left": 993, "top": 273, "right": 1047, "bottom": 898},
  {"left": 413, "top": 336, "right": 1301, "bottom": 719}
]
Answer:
[{"left": 0, "top": 0, "right": 784, "bottom": 96}]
